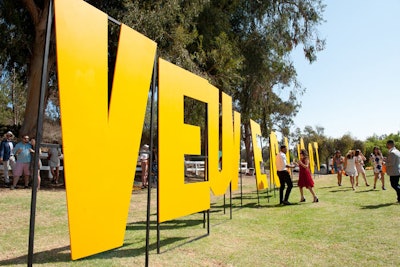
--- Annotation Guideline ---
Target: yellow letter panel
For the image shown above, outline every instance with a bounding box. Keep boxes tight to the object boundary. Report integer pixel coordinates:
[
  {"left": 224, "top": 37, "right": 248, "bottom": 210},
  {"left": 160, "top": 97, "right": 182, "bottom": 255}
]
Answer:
[
  {"left": 269, "top": 132, "right": 280, "bottom": 187},
  {"left": 158, "top": 59, "right": 218, "bottom": 223},
  {"left": 209, "top": 92, "right": 235, "bottom": 196},
  {"left": 231, "top": 111, "right": 241, "bottom": 191},
  {"left": 249, "top": 120, "right": 267, "bottom": 189},
  {"left": 308, "top": 143, "right": 315, "bottom": 174},
  {"left": 314, "top": 142, "right": 320, "bottom": 171},
  {"left": 55, "top": 0, "right": 156, "bottom": 259}
]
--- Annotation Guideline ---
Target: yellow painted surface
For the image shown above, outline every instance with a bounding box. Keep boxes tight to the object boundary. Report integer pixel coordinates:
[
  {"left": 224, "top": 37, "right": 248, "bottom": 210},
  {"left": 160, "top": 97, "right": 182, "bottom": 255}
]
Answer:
[
  {"left": 209, "top": 92, "right": 235, "bottom": 196},
  {"left": 158, "top": 59, "right": 216, "bottom": 223},
  {"left": 284, "top": 137, "right": 291, "bottom": 174},
  {"left": 231, "top": 111, "right": 241, "bottom": 191},
  {"left": 308, "top": 143, "right": 315, "bottom": 174},
  {"left": 314, "top": 142, "right": 320, "bottom": 171},
  {"left": 300, "top": 138, "right": 305, "bottom": 150},
  {"left": 269, "top": 132, "right": 280, "bottom": 187},
  {"left": 55, "top": 0, "right": 156, "bottom": 259},
  {"left": 250, "top": 120, "right": 267, "bottom": 189}
]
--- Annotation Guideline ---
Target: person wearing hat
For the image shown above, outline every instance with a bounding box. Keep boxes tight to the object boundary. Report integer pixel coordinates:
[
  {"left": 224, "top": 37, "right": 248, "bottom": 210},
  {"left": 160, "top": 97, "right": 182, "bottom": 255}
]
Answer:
[{"left": 0, "top": 131, "right": 16, "bottom": 187}]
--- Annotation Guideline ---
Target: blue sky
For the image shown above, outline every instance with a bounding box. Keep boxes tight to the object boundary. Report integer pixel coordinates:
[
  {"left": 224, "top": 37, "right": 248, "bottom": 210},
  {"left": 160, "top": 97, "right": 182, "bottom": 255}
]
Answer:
[{"left": 290, "top": 0, "right": 400, "bottom": 141}]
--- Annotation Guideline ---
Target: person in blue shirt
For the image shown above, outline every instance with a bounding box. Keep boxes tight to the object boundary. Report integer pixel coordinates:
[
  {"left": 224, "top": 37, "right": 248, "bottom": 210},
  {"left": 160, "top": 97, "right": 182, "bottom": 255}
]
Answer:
[
  {"left": 0, "top": 131, "right": 15, "bottom": 186},
  {"left": 11, "top": 135, "right": 34, "bottom": 189}
]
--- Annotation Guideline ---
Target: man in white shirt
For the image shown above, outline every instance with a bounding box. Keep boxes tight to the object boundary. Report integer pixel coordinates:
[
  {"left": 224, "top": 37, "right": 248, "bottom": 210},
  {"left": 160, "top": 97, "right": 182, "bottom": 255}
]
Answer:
[{"left": 276, "top": 145, "right": 295, "bottom": 205}]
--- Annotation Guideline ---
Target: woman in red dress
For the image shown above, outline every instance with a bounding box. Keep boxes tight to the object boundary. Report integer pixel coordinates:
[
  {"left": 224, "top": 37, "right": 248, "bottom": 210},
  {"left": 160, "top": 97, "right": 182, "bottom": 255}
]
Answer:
[{"left": 296, "top": 149, "right": 319, "bottom": 203}]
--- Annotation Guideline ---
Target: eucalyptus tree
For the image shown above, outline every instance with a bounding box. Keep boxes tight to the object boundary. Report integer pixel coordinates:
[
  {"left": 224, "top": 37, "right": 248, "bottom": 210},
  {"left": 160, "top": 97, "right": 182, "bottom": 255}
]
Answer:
[
  {"left": 194, "top": 0, "right": 326, "bottom": 164},
  {"left": 0, "top": 0, "right": 126, "bottom": 137},
  {"left": 1, "top": 0, "right": 326, "bottom": 165}
]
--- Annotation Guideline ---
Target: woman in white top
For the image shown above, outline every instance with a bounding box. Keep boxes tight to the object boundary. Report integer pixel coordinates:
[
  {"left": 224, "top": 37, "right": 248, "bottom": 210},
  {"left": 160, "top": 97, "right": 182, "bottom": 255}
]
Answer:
[
  {"left": 344, "top": 150, "right": 357, "bottom": 190},
  {"left": 354, "top": 149, "right": 369, "bottom": 187}
]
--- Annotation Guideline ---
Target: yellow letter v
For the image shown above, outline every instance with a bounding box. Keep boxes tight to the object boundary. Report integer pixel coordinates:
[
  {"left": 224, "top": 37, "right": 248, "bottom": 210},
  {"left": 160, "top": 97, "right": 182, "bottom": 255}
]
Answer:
[{"left": 55, "top": 0, "right": 157, "bottom": 260}]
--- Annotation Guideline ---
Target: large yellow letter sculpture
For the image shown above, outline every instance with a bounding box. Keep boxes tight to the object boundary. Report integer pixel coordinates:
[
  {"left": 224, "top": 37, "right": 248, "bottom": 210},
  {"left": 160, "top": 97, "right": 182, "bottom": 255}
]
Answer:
[
  {"left": 55, "top": 0, "right": 156, "bottom": 259},
  {"left": 308, "top": 143, "right": 315, "bottom": 174},
  {"left": 231, "top": 111, "right": 242, "bottom": 191},
  {"left": 314, "top": 142, "right": 320, "bottom": 171},
  {"left": 209, "top": 93, "right": 237, "bottom": 195},
  {"left": 269, "top": 132, "right": 281, "bottom": 187},
  {"left": 55, "top": 0, "right": 244, "bottom": 260},
  {"left": 158, "top": 59, "right": 217, "bottom": 223},
  {"left": 250, "top": 120, "right": 267, "bottom": 189}
]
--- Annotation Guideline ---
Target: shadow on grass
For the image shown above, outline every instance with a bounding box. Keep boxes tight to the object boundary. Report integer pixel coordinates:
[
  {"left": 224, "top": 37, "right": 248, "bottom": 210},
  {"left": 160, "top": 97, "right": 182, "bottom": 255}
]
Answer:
[
  {"left": 158, "top": 234, "right": 208, "bottom": 254},
  {"left": 232, "top": 192, "right": 275, "bottom": 201},
  {"left": 126, "top": 218, "right": 205, "bottom": 231},
  {"left": 329, "top": 188, "right": 354, "bottom": 193},
  {"left": 319, "top": 185, "right": 338, "bottom": 189},
  {"left": 0, "top": 236, "right": 192, "bottom": 266},
  {"left": 0, "top": 245, "right": 71, "bottom": 266},
  {"left": 355, "top": 189, "right": 375, "bottom": 193},
  {"left": 360, "top": 202, "right": 398, "bottom": 209}
]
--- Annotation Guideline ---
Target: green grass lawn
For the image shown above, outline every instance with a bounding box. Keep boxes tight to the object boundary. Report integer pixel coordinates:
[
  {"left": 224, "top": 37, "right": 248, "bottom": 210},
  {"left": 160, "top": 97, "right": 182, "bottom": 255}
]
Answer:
[{"left": 0, "top": 171, "right": 399, "bottom": 266}]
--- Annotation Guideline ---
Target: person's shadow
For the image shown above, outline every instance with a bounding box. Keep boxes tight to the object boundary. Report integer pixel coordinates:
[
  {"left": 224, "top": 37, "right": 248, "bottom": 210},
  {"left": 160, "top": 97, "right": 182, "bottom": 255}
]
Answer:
[{"left": 360, "top": 202, "right": 397, "bottom": 209}]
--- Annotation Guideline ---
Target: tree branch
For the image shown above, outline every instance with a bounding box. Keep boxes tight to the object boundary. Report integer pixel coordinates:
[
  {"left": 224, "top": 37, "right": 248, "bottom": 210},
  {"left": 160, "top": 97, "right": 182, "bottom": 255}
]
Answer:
[{"left": 21, "top": 0, "right": 40, "bottom": 25}]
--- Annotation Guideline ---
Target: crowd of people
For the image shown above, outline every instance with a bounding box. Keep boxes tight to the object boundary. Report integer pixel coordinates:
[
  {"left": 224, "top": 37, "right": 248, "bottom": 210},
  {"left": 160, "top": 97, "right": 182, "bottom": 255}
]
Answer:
[
  {"left": 275, "top": 140, "right": 400, "bottom": 205},
  {"left": 331, "top": 146, "right": 392, "bottom": 191},
  {"left": 2, "top": 131, "right": 400, "bottom": 204},
  {"left": 0, "top": 131, "right": 61, "bottom": 190}
]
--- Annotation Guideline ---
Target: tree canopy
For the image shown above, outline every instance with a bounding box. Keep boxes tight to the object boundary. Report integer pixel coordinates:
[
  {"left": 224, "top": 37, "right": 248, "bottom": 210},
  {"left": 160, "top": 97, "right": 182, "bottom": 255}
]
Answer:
[{"left": 1, "top": 0, "right": 325, "bottom": 158}]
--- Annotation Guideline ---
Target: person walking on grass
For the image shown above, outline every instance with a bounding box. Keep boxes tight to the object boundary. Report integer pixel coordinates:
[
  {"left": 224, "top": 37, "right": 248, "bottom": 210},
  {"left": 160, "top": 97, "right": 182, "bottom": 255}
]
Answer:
[
  {"left": 370, "top": 147, "right": 386, "bottom": 190},
  {"left": 355, "top": 149, "right": 369, "bottom": 186},
  {"left": 333, "top": 150, "right": 344, "bottom": 186},
  {"left": 344, "top": 150, "right": 357, "bottom": 190},
  {"left": 139, "top": 144, "right": 150, "bottom": 189},
  {"left": 385, "top": 140, "right": 400, "bottom": 203},
  {"left": 276, "top": 145, "right": 295, "bottom": 205},
  {"left": 296, "top": 149, "right": 318, "bottom": 203}
]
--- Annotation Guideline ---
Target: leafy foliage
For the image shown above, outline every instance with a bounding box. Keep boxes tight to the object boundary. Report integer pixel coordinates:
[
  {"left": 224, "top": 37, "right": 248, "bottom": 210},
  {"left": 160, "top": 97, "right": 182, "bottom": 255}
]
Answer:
[
  {"left": 0, "top": 68, "right": 26, "bottom": 125},
  {"left": 1, "top": 0, "right": 325, "bottom": 146}
]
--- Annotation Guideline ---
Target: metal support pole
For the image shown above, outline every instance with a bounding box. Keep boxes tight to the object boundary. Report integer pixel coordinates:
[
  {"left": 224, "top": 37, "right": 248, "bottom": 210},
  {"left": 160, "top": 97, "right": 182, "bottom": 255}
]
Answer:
[
  {"left": 256, "top": 181, "right": 260, "bottom": 206},
  {"left": 240, "top": 163, "right": 243, "bottom": 207},
  {"left": 145, "top": 55, "right": 158, "bottom": 266},
  {"left": 207, "top": 209, "right": 210, "bottom": 235},
  {"left": 223, "top": 194, "right": 226, "bottom": 214},
  {"left": 28, "top": 1, "right": 53, "bottom": 266},
  {"left": 229, "top": 182, "right": 232, "bottom": 219}
]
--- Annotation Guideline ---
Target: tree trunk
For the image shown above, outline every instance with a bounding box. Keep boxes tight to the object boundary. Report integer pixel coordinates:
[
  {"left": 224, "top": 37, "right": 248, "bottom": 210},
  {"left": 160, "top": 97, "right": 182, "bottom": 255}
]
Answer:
[
  {"left": 243, "top": 122, "right": 253, "bottom": 168},
  {"left": 20, "top": 1, "right": 54, "bottom": 137}
]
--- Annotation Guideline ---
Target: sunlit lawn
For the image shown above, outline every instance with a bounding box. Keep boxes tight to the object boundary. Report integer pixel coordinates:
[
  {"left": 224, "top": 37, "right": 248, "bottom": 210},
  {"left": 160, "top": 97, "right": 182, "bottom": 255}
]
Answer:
[{"left": 0, "top": 170, "right": 399, "bottom": 266}]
